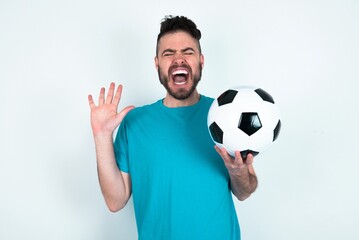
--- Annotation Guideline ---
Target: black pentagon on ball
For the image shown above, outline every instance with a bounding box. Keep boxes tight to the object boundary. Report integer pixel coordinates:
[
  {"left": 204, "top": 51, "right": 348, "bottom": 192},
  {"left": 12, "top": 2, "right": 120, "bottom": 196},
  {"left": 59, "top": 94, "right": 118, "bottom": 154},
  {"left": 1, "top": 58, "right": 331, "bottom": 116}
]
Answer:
[
  {"left": 238, "top": 112, "right": 262, "bottom": 136},
  {"left": 217, "top": 89, "right": 238, "bottom": 106},
  {"left": 273, "top": 119, "right": 281, "bottom": 141},
  {"left": 240, "top": 150, "right": 259, "bottom": 160},
  {"left": 209, "top": 121, "right": 224, "bottom": 144},
  {"left": 255, "top": 88, "right": 275, "bottom": 104}
]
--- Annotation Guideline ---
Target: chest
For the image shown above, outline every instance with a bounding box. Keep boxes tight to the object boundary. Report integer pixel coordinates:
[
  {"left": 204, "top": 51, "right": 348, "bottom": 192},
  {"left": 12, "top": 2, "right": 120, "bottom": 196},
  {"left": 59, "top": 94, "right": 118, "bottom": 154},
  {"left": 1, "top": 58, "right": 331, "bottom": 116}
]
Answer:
[{"left": 126, "top": 110, "right": 227, "bottom": 179}]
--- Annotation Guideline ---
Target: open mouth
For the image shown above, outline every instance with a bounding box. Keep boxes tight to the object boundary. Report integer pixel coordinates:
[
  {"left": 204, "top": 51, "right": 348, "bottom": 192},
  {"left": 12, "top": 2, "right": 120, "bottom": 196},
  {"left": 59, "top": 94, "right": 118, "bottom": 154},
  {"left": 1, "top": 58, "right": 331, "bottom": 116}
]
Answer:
[{"left": 171, "top": 69, "right": 189, "bottom": 85}]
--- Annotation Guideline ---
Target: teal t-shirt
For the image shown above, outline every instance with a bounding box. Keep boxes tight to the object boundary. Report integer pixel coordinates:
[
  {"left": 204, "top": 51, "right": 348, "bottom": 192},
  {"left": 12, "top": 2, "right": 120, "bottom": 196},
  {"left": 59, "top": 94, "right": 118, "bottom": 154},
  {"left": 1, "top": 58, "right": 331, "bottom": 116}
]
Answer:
[{"left": 114, "top": 95, "right": 240, "bottom": 240}]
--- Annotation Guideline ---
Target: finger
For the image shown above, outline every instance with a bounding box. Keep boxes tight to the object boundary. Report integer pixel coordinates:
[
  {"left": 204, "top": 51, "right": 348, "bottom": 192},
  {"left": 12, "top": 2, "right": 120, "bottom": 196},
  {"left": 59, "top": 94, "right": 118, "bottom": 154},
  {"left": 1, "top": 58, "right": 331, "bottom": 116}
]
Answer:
[
  {"left": 105, "top": 82, "right": 115, "bottom": 104},
  {"left": 214, "top": 145, "right": 225, "bottom": 156},
  {"left": 245, "top": 153, "right": 254, "bottom": 165},
  {"left": 214, "top": 146, "right": 233, "bottom": 164},
  {"left": 112, "top": 84, "right": 123, "bottom": 106},
  {"left": 98, "top": 87, "right": 105, "bottom": 105},
  {"left": 234, "top": 151, "right": 244, "bottom": 165},
  {"left": 88, "top": 95, "right": 96, "bottom": 109}
]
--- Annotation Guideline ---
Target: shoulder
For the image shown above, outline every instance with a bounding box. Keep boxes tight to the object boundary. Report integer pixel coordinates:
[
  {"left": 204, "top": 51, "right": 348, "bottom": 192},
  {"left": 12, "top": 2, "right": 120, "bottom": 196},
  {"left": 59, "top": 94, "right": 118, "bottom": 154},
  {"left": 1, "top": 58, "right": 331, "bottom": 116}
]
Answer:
[
  {"left": 201, "top": 95, "right": 215, "bottom": 103},
  {"left": 123, "top": 100, "right": 162, "bottom": 121},
  {"left": 199, "top": 95, "right": 215, "bottom": 108}
]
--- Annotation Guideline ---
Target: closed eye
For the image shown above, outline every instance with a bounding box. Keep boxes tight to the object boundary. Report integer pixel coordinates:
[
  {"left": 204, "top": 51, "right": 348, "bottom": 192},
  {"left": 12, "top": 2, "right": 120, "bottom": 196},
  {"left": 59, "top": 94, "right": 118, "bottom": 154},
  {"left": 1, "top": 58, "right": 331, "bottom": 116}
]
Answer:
[
  {"left": 182, "top": 48, "right": 195, "bottom": 55},
  {"left": 162, "top": 49, "right": 175, "bottom": 57},
  {"left": 161, "top": 48, "right": 196, "bottom": 57}
]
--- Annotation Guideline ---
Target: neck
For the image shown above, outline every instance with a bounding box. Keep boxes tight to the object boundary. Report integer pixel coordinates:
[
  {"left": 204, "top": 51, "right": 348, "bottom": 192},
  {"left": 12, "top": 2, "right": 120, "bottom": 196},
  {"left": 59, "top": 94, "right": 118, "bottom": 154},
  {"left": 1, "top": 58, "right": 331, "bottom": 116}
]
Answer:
[{"left": 163, "top": 91, "right": 200, "bottom": 108}]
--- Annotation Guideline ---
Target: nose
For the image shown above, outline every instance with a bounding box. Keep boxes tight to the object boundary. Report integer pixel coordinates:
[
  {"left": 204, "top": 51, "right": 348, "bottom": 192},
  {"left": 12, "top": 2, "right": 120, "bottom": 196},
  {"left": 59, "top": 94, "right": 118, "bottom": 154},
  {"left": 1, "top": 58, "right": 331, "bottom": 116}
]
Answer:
[{"left": 173, "top": 54, "right": 186, "bottom": 65}]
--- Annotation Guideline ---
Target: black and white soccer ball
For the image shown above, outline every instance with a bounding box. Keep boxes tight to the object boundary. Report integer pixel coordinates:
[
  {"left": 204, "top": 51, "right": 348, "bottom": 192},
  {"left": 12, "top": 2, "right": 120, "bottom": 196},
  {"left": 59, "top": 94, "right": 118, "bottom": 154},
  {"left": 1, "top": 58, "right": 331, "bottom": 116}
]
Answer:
[{"left": 207, "top": 86, "right": 281, "bottom": 158}]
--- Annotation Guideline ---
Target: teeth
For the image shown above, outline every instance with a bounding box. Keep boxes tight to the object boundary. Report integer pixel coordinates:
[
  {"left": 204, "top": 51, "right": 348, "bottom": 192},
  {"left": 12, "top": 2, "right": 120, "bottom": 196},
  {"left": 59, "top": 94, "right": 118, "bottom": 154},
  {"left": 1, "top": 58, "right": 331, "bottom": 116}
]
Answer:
[
  {"left": 174, "top": 81, "right": 186, "bottom": 85},
  {"left": 172, "top": 69, "right": 188, "bottom": 75}
]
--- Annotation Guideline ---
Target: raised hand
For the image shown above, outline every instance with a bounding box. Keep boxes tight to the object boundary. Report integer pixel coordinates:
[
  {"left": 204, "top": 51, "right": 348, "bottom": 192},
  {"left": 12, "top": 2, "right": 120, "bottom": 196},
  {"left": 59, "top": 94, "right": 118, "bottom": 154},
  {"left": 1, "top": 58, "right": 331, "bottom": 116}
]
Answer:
[{"left": 88, "top": 82, "right": 134, "bottom": 137}]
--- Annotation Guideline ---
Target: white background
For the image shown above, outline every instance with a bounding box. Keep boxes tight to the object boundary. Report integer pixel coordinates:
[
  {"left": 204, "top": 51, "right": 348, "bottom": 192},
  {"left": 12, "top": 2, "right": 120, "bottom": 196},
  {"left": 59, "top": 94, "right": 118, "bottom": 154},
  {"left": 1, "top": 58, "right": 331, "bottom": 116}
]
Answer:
[{"left": 1, "top": 0, "right": 358, "bottom": 239}]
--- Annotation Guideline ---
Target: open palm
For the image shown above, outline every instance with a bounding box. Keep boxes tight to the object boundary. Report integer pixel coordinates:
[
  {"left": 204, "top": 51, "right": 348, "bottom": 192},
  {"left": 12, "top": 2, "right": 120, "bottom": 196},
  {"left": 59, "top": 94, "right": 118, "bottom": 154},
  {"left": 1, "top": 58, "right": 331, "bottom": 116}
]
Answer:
[{"left": 88, "top": 83, "right": 134, "bottom": 137}]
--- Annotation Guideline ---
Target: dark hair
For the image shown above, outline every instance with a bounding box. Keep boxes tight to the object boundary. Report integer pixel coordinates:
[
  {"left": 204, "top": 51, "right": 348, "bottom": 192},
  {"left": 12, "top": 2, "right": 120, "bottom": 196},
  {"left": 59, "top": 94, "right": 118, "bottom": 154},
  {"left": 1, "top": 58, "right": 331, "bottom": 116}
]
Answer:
[{"left": 156, "top": 15, "right": 202, "bottom": 56}]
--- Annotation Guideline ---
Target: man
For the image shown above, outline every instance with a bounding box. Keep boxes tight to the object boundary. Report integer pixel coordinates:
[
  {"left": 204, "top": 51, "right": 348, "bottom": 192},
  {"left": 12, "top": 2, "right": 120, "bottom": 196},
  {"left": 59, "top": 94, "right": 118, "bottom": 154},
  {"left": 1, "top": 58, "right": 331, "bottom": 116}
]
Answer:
[{"left": 88, "top": 15, "right": 257, "bottom": 240}]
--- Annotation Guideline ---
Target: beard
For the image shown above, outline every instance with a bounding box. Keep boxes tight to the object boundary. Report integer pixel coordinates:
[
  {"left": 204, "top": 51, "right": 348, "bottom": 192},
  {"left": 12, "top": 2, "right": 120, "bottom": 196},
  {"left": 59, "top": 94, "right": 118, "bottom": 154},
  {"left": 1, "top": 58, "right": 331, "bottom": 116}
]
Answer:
[{"left": 158, "top": 63, "right": 203, "bottom": 100}]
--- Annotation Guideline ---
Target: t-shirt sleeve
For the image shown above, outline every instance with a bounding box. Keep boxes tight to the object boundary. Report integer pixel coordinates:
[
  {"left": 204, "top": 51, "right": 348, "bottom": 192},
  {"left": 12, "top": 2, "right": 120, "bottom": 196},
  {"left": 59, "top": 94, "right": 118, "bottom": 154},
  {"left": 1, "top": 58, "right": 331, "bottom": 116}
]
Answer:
[{"left": 113, "top": 118, "right": 130, "bottom": 173}]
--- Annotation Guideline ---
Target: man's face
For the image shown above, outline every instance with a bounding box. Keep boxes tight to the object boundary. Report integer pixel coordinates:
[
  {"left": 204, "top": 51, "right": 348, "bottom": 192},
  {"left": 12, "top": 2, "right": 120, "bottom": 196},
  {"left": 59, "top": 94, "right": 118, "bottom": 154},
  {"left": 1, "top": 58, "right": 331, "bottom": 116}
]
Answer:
[{"left": 155, "top": 31, "right": 204, "bottom": 100}]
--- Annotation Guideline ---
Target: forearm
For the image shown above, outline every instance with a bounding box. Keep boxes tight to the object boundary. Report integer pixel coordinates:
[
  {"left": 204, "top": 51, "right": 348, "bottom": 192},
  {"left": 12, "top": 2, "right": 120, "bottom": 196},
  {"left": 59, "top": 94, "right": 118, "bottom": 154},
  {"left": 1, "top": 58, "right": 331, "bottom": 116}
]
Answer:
[
  {"left": 94, "top": 134, "right": 130, "bottom": 211},
  {"left": 229, "top": 165, "right": 258, "bottom": 201}
]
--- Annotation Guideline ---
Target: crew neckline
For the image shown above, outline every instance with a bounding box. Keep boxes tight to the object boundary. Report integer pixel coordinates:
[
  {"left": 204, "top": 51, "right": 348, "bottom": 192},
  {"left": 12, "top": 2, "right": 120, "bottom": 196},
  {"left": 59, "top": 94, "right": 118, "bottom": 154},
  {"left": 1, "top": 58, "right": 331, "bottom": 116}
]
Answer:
[{"left": 159, "top": 95, "right": 203, "bottom": 110}]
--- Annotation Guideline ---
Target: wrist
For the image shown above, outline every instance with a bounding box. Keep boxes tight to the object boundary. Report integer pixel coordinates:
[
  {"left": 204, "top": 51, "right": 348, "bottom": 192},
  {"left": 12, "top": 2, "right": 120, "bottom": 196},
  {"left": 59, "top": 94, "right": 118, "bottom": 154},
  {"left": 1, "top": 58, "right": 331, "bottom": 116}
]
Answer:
[{"left": 94, "top": 132, "right": 114, "bottom": 144}]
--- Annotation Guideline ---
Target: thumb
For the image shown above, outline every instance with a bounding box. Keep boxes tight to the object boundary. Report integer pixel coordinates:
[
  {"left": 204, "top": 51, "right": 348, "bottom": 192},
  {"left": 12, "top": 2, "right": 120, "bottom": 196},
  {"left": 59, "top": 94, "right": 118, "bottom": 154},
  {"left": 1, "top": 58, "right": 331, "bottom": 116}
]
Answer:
[{"left": 114, "top": 105, "right": 135, "bottom": 124}]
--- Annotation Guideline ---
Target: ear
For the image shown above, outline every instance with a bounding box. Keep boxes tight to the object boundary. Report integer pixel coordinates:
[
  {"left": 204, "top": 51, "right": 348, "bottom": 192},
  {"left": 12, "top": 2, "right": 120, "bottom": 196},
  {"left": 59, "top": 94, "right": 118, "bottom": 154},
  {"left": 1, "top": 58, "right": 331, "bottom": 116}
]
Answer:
[
  {"left": 200, "top": 54, "right": 204, "bottom": 69},
  {"left": 155, "top": 56, "right": 159, "bottom": 70}
]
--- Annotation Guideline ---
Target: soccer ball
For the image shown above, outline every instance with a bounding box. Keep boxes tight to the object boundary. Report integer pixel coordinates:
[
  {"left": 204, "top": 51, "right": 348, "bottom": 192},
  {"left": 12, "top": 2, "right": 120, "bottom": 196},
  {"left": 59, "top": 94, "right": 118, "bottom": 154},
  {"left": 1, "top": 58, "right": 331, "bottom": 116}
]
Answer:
[{"left": 207, "top": 86, "right": 281, "bottom": 158}]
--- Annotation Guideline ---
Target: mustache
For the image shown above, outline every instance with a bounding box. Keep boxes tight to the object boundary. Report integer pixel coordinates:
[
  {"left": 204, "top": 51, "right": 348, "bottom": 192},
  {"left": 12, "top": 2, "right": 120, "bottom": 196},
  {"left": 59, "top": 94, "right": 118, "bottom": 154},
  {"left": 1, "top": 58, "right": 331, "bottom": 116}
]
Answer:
[{"left": 168, "top": 63, "right": 192, "bottom": 74}]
